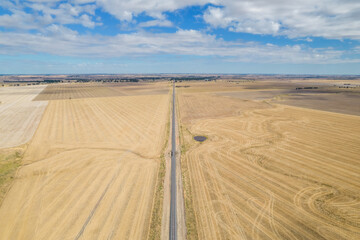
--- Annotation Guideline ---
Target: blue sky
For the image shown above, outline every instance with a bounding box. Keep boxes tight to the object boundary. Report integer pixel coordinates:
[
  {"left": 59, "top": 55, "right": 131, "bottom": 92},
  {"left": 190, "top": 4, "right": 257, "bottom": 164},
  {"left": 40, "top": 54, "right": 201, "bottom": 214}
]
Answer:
[{"left": 0, "top": 0, "right": 360, "bottom": 74}]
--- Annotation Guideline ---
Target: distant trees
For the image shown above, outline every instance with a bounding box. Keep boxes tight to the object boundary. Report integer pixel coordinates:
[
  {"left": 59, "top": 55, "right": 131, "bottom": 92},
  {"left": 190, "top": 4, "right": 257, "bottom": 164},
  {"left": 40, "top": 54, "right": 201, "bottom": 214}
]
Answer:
[{"left": 296, "top": 87, "right": 318, "bottom": 90}]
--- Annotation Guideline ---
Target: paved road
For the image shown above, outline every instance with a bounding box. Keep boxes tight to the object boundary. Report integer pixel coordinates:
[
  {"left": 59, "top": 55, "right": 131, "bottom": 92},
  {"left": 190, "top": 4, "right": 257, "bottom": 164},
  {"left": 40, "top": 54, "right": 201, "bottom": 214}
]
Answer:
[{"left": 169, "top": 81, "right": 177, "bottom": 240}]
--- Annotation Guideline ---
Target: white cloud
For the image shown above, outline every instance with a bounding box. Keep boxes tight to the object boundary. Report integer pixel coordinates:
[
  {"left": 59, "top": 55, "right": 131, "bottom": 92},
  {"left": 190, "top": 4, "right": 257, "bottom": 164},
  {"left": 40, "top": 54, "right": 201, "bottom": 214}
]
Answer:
[
  {"left": 354, "top": 46, "right": 360, "bottom": 53},
  {"left": 77, "top": 0, "right": 360, "bottom": 40},
  {"left": 28, "top": 2, "right": 98, "bottom": 27},
  {"left": 138, "top": 19, "right": 173, "bottom": 28},
  {"left": 0, "top": 0, "right": 359, "bottom": 66},
  {"left": 203, "top": 7, "right": 232, "bottom": 28},
  {"left": 95, "top": 0, "right": 212, "bottom": 21},
  {"left": 25, "top": 0, "right": 63, "bottom": 3},
  {"left": 71, "top": 0, "right": 96, "bottom": 4},
  {"left": 0, "top": 0, "right": 17, "bottom": 9},
  {"left": 204, "top": 0, "right": 360, "bottom": 39},
  {"left": 0, "top": 1, "right": 99, "bottom": 29},
  {"left": 229, "top": 19, "right": 281, "bottom": 35},
  {"left": 0, "top": 10, "right": 37, "bottom": 30},
  {"left": 0, "top": 27, "right": 354, "bottom": 64},
  {"left": 79, "top": 14, "right": 97, "bottom": 28},
  {"left": 66, "top": 0, "right": 360, "bottom": 40},
  {"left": 2, "top": 0, "right": 360, "bottom": 40},
  {"left": 45, "top": 24, "right": 79, "bottom": 39}
]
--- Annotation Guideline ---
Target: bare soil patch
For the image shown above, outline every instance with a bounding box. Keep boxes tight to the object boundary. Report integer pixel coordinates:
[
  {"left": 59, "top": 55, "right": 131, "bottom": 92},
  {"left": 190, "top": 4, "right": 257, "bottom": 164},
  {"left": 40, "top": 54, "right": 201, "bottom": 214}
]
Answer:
[{"left": 273, "top": 92, "right": 360, "bottom": 116}]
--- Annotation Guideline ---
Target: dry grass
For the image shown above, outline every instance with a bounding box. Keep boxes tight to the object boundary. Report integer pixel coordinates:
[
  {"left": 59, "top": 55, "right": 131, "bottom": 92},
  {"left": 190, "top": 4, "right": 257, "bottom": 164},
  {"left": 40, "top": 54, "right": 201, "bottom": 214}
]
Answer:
[
  {"left": 148, "top": 100, "right": 171, "bottom": 240},
  {"left": 0, "top": 85, "right": 170, "bottom": 239},
  {"left": 0, "top": 147, "right": 25, "bottom": 205},
  {"left": 178, "top": 82, "right": 360, "bottom": 239}
]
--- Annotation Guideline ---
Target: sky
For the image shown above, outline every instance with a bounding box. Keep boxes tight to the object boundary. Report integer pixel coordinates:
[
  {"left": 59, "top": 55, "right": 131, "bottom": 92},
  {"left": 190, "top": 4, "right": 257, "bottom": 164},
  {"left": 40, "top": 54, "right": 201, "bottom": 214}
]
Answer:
[{"left": 0, "top": 0, "right": 360, "bottom": 74}]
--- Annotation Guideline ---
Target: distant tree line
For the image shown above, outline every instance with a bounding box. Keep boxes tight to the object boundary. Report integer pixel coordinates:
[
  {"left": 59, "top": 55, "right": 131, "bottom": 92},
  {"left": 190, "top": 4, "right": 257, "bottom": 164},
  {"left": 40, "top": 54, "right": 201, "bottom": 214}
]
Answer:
[
  {"left": 296, "top": 87, "right": 318, "bottom": 90},
  {"left": 101, "top": 79, "right": 139, "bottom": 82},
  {"left": 43, "top": 79, "right": 62, "bottom": 83},
  {"left": 171, "top": 76, "right": 219, "bottom": 81}
]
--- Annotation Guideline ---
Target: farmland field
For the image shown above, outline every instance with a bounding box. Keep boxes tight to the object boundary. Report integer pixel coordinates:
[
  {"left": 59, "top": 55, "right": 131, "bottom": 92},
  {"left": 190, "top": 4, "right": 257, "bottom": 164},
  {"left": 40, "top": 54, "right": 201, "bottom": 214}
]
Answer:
[
  {"left": 33, "top": 82, "right": 169, "bottom": 101},
  {"left": 0, "top": 83, "right": 170, "bottom": 239},
  {"left": 0, "top": 79, "right": 359, "bottom": 240},
  {"left": 0, "top": 85, "right": 48, "bottom": 148},
  {"left": 178, "top": 81, "right": 360, "bottom": 239}
]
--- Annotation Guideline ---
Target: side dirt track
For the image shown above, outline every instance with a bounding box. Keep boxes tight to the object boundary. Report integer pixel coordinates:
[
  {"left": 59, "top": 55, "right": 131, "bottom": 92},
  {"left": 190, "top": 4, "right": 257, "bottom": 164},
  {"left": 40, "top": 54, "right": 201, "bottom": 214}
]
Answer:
[
  {"left": 0, "top": 86, "right": 170, "bottom": 239},
  {"left": 178, "top": 85, "right": 360, "bottom": 239}
]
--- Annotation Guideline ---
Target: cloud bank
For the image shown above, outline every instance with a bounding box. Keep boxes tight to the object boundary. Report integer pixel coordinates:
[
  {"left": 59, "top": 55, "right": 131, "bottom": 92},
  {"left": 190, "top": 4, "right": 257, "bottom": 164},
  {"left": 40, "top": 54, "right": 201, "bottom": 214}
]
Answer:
[{"left": 0, "top": 0, "right": 359, "bottom": 66}]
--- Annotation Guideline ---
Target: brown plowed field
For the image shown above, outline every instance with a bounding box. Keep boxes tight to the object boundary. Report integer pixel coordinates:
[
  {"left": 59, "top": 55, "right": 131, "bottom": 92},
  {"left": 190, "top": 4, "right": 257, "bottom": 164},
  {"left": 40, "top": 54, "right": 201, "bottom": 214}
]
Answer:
[
  {"left": 179, "top": 87, "right": 360, "bottom": 239},
  {"left": 0, "top": 88, "right": 170, "bottom": 239}
]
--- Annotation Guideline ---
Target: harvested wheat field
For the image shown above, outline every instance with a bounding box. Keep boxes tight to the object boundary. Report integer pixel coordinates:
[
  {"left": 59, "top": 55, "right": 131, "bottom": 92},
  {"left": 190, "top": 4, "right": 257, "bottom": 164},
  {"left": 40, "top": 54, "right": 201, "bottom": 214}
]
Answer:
[
  {"left": 34, "top": 82, "right": 169, "bottom": 101},
  {"left": 0, "top": 84, "right": 170, "bottom": 239},
  {"left": 178, "top": 83, "right": 360, "bottom": 240},
  {"left": 0, "top": 85, "right": 48, "bottom": 148}
]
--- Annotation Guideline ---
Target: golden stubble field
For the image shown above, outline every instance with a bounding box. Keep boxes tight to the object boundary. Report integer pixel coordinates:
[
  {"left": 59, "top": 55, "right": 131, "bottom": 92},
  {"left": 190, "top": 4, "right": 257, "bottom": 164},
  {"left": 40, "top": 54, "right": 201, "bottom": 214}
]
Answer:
[
  {"left": 0, "top": 85, "right": 48, "bottom": 148},
  {"left": 0, "top": 83, "right": 170, "bottom": 239},
  {"left": 178, "top": 81, "right": 360, "bottom": 239}
]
